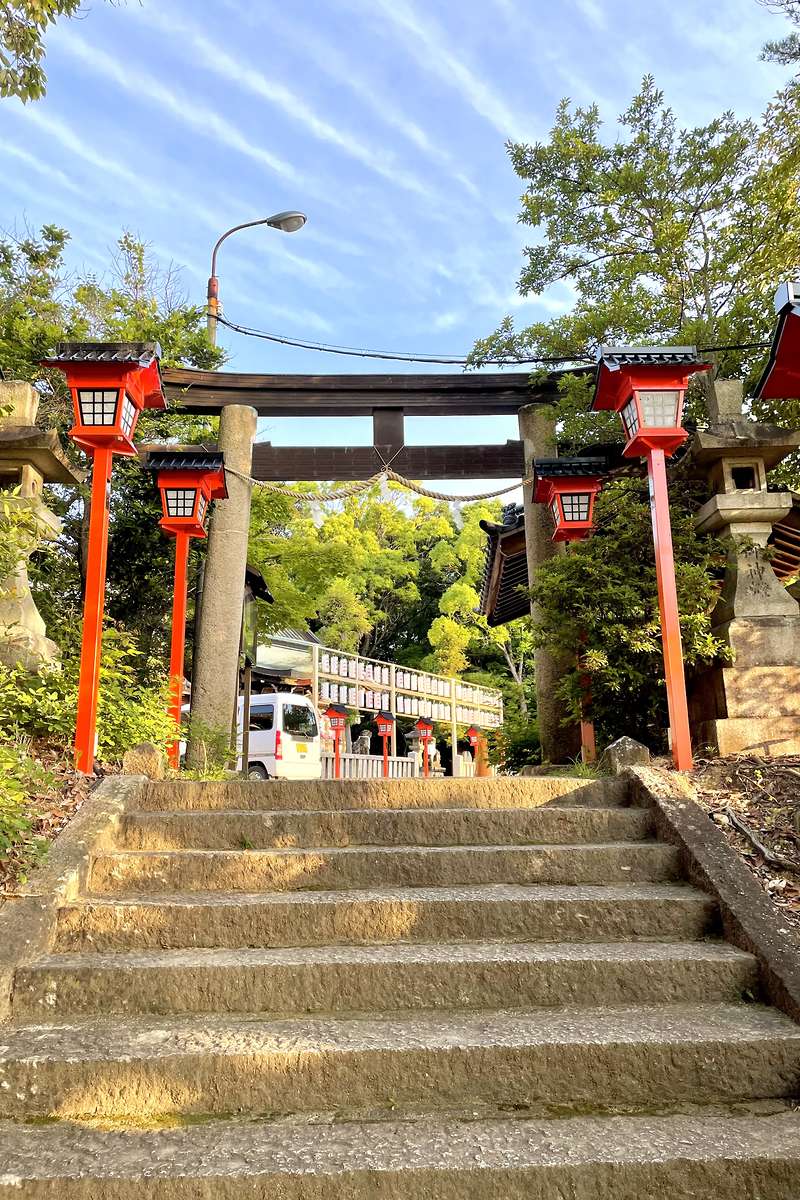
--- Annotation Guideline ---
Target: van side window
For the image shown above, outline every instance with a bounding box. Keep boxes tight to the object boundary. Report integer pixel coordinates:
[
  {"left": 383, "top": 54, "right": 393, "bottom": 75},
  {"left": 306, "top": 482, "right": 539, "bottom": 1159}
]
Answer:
[
  {"left": 283, "top": 704, "right": 318, "bottom": 737},
  {"left": 249, "top": 705, "right": 274, "bottom": 732}
]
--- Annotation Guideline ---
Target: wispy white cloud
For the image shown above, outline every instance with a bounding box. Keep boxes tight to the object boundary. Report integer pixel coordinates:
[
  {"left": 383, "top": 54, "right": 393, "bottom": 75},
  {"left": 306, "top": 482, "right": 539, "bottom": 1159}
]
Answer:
[
  {"left": 364, "top": 0, "right": 534, "bottom": 142},
  {"left": 220, "top": 0, "right": 483, "bottom": 201},
  {"left": 14, "top": 106, "right": 168, "bottom": 205},
  {"left": 52, "top": 26, "right": 306, "bottom": 187},
  {"left": 432, "top": 310, "right": 464, "bottom": 332},
  {"left": 0, "top": 139, "right": 82, "bottom": 195},
  {"left": 574, "top": 0, "right": 607, "bottom": 30},
  {"left": 129, "top": 6, "right": 442, "bottom": 204},
  {"left": 8, "top": 103, "right": 349, "bottom": 302}
]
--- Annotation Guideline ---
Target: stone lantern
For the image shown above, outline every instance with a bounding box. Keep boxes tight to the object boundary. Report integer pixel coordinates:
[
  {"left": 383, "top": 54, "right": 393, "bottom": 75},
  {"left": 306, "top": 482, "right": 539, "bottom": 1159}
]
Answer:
[
  {"left": 689, "top": 376, "right": 800, "bottom": 756},
  {"left": 0, "top": 381, "right": 83, "bottom": 672}
]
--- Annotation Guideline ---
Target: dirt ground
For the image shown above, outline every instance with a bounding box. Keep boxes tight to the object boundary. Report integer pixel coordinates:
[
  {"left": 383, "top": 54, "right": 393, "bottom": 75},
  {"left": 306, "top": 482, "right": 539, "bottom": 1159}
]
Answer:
[{"left": 691, "top": 754, "right": 800, "bottom": 932}]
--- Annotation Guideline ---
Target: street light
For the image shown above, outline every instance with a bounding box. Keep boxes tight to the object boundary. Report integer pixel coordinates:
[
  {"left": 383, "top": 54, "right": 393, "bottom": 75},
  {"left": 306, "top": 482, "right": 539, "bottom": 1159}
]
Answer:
[
  {"left": 150, "top": 451, "right": 228, "bottom": 770},
  {"left": 592, "top": 345, "right": 711, "bottom": 771},
  {"left": 206, "top": 210, "right": 308, "bottom": 344},
  {"left": 42, "top": 342, "right": 166, "bottom": 773}
]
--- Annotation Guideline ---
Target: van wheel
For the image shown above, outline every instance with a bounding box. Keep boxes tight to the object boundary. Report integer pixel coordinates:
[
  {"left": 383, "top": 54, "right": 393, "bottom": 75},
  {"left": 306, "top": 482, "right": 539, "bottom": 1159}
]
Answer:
[{"left": 247, "top": 763, "right": 269, "bottom": 780}]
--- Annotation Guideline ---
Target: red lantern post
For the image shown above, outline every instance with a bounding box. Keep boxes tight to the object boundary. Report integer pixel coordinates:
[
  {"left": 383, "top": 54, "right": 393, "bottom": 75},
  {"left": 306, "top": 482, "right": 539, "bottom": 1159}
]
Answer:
[
  {"left": 324, "top": 704, "right": 348, "bottom": 779},
  {"left": 43, "top": 343, "right": 165, "bottom": 773},
  {"left": 533, "top": 458, "right": 607, "bottom": 765},
  {"left": 414, "top": 715, "right": 434, "bottom": 779},
  {"left": 592, "top": 347, "right": 710, "bottom": 771},
  {"left": 150, "top": 452, "right": 228, "bottom": 769},
  {"left": 375, "top": 710, "right": 395, "bottom": 778}
]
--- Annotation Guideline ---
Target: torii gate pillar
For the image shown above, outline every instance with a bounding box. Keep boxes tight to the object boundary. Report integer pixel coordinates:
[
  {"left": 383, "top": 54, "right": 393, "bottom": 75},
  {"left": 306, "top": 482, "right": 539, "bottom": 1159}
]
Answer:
[
  {"left": 186, "top": 404, "right": 257, "bottom": 767},
  {"left": 518, "top": 404, "right": 581, "bottom": 763}
]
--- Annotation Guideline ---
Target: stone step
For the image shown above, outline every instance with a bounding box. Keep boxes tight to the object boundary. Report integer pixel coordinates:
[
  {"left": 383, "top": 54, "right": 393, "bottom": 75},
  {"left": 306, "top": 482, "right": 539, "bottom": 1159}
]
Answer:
[
  {"left": 1, "top": 1004, "right": 798, "bottom": 1120},
  {"left": 56, "top": 882, "right": 719, "bottom": 952},
  {"left": 2, "top": 1111, "right": 799, "bottom": 1198},
  {"left": 89, "top": 842, "right": 680, "bottom": 895},
  {"left": 13, "top": 941, "right": 756, "bottom": 1019},
  {"left": 118, "top": 805, "right": 652, "bottom": 851},
  {"left": 134, "top": 776, "right": 630, "bottom": 813}
]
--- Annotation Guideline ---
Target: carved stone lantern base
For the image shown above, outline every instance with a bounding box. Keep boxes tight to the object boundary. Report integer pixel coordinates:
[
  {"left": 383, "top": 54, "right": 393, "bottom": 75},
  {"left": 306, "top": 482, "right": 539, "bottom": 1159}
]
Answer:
[{"left": 689, "top": 398, "right": 800, "bottom": 756}]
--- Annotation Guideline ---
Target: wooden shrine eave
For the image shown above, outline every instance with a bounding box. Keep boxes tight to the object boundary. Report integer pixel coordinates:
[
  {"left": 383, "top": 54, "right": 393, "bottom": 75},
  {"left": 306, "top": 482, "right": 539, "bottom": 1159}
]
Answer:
[{"left": 163, "top": 368, "right": 579, "bottom": 417}]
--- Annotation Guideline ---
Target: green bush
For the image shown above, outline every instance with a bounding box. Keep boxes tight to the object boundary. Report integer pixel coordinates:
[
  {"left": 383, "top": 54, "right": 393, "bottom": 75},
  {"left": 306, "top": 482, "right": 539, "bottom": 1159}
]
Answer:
[
  {"left": 0, "top": 628, "right": 177, "bottom": 762},
  {"left": 0, "top": 740, "right": 51, "bottom": 872},
  {"left": 487, "top": 715, "right": 541, "bottom": 773}
]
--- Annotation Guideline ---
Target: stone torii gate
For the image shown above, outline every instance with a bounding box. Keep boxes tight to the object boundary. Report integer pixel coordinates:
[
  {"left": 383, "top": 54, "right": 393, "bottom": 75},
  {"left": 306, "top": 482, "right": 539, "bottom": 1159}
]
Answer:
[{"left": 164, "top": 367, "right": 583, "bottom": 765}]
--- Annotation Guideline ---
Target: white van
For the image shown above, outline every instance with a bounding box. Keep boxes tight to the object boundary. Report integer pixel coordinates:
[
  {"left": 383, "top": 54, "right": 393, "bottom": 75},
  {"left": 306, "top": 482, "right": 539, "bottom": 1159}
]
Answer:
[{"left": 237, "top": 692, "right": 322, "bottom": 780}]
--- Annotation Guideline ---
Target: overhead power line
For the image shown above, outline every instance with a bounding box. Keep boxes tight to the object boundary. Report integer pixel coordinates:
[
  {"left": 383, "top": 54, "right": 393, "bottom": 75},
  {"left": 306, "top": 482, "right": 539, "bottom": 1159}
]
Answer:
[
  {"left": 213, "top": 314, "right": 593, "bottom": 366},
  {"left": 213, "top": 312, "right": 771, "bottom": 367}
]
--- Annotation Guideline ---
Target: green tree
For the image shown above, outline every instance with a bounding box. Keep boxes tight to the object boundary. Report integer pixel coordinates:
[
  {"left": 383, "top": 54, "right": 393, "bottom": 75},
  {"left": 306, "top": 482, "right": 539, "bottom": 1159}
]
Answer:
[
  {"left": 471, "top": 76, "right": 800, "bottom": 392},
  {"left": 1, "top": 0, "right": 84, "bottom": 101},
  {"left": 529, "top": 474, "right": 725, "bottom": 752},
  {"left": 429, "top": 502, "right": 535, "bottom": 716},
  {"left": 247, "top": 484, "right": 529, "bottom": 704},
  {"left": 759, "top": 0, "right": 800, "bottom": 65},
  {"left": 0, "top": 224, "right": 224, "bottom": 665}
]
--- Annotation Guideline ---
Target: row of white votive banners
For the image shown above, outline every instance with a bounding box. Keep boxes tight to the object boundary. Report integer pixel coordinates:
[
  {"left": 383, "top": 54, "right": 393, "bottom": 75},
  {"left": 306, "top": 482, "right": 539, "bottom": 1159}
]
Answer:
[
  {"left": 319, "top": 652, "right": 500, "bottom": 710},
  {"left": 319, "top": 679, "right": 502, "bottom": 727}
]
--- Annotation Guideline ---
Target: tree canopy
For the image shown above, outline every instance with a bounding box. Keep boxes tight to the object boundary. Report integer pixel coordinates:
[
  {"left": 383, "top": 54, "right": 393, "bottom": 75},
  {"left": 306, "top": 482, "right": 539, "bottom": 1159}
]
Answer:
[
  {"left": 247, "top": 483, "right": 533, "bottom": 720},
  {"left": 0, "top": 0, "right": 85, "bottom": 101},
  {"left": 760, "top": 0, "right": 800, "bottom": 65},
  {"left": 471, "top": 75, "right": 800, "bottom": 395}
]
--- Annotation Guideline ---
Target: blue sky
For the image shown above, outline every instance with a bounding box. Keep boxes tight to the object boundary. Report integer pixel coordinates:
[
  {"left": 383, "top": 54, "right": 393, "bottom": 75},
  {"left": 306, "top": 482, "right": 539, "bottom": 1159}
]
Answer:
[{"left": 0, "top": 0, "right": 793, "bottom": 494}]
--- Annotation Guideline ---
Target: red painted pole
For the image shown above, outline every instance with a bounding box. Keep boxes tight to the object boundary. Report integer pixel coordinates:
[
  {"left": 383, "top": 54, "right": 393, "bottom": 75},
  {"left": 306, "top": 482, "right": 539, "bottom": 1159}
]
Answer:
[
  {"left": 647, "top": 449, "right": 693, "bottom": 771},
  {"left": 73, "top": 446, "right": 114, "bottom": 773},
  {"left": 382, "top": 734, "right": 389, "bottom": 778},
  {"left": 334, "top": 729, "right": 341, "bottom": 779},
  {"left": 422, "top": 735, "right": 429, "bottom": 778},
  {"left": 577, "top": 638, "right": 597, "bottom": 765},
  {"left": 167, "top": 532, "right": 191, "bottom": 770}
]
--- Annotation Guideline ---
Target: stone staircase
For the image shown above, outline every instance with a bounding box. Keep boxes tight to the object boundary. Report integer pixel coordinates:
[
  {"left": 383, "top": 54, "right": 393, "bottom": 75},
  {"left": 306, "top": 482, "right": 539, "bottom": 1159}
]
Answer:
[{"left": 1, "top": 774, "right": 799, "bottom": 1196}]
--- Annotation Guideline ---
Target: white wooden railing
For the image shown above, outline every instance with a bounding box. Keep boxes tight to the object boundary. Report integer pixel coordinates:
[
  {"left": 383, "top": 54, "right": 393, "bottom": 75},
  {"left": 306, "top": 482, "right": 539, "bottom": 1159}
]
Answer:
[{"left": 322, "top": 753, "right": 419, "bottom": 780}]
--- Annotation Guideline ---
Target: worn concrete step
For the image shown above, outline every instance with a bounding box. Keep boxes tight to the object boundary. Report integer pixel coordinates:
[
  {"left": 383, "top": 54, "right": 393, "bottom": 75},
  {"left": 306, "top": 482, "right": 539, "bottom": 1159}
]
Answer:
[
  {"left": 89, "top": 842, "right": 680, "bottom": 895},
  {"left": 118, "top": 805, "right": 652, "bottom": 851},
  {"left": 1, "top": 1004, "right": 798, "bottom": 1119},
  {"left": 13, "top": 941, "right": 756, "bottom": 1019},
  {"left": 134, "top": 776, "right": 630, "bottom": 813},
  {"left": 56, "top": 882, "right": 719, "bottom": 952},
  {"left": 2, "top": 1111, "right": 800, "bottom": 1198}
]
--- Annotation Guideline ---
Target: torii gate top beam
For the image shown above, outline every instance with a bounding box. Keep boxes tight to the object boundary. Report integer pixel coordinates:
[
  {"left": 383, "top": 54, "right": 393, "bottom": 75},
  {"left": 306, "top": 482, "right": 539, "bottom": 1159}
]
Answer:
[{"left": 163, "top": 368, "right": 581, "bottom": 417}]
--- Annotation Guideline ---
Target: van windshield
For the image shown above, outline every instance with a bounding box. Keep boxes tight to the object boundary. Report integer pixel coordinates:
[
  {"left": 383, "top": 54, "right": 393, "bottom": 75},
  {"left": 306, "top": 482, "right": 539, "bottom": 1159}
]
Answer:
[{"left": 283, "top": 704, "right": 318, "bottom": 737}]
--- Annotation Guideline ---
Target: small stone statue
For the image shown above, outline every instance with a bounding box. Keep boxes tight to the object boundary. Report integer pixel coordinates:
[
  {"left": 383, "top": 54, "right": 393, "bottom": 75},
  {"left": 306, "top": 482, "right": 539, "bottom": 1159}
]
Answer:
[{"left": 353, "top": 729, "right": 372, "bottom": 755}]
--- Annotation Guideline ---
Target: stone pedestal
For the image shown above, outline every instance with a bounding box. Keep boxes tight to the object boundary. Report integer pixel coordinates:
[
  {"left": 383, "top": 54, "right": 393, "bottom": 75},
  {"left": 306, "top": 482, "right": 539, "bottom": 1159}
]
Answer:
[
  {"left": 0, "top": 381, "right": 83, "bottom": 674},
  {"left": 0, "top": 496, "right": 62, "bottom": 672},
  {"left": 689, "top": 380, "right": 800, "bottom": 755}
]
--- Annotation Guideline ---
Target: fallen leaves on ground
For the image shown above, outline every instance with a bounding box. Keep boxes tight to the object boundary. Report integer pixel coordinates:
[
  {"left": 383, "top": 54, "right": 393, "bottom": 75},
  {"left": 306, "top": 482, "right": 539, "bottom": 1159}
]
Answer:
[
  {"left": 692, "top": 754, "right": 800, "bottom": 932},
  {"left": 0, "top": 743, "right": 92, "bottom": 895}
]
